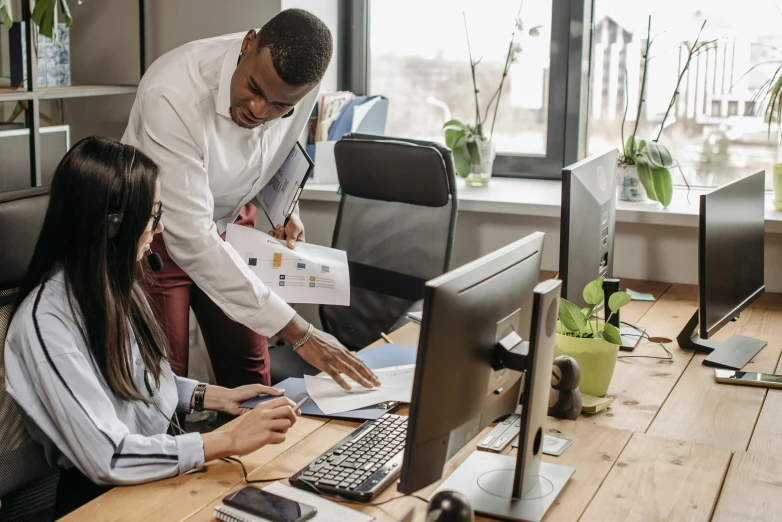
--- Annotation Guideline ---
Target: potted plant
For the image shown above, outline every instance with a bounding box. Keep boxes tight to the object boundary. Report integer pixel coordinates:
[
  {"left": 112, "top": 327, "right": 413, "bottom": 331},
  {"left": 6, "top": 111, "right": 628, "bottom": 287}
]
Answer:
[
  {"left": 443, "top": 8, "right": 541, "bottom": 187},
  {"left": 617, "top": 18, "right": 707, "bottom": 207},
  {"left": 1, "top": 0, "right": 81, "bottom": 42},
  {"left": 554, "top": 276, "right": 631, "bottom": 397}
]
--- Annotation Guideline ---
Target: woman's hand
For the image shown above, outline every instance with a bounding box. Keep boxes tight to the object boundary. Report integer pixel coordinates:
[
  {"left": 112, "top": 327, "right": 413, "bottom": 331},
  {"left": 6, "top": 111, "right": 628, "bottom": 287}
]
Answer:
[
  {"left": 200, "top": 384, "right": 284, "bottom": 416},
  {"left": 201, "top": 397, "right": 298, "bottom": 461}
]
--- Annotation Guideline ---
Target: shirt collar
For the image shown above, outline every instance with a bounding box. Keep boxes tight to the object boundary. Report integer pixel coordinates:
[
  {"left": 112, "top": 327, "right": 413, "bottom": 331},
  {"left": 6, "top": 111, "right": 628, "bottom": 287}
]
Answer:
[{"left": 216, "top": 39, "right": 243, "bottom": 119}]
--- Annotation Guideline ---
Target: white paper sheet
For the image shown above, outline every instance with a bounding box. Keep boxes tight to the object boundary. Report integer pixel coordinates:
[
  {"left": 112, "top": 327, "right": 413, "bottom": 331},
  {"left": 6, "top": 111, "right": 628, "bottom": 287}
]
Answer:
[
  {"left": 305, "top": 365, "right": 415, "bottom": 415},
  {"left": 226, "top": 224, "right": 350, "bottom": 305},
  {"left": 627, "top": 288, "right": 655, "bottom": 302}
]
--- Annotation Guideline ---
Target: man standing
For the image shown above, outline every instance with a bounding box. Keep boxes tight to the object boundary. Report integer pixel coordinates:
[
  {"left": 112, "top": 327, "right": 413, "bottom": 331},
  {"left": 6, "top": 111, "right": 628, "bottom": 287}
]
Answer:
[{"left": 123, "top": 9, "right": 378, "bottom": 390}]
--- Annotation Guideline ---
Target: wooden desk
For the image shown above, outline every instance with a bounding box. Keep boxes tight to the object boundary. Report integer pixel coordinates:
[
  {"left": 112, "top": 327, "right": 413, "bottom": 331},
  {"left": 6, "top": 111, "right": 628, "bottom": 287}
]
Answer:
[{"left": 64, "top": 281, "right": 782, "bottom": 522}]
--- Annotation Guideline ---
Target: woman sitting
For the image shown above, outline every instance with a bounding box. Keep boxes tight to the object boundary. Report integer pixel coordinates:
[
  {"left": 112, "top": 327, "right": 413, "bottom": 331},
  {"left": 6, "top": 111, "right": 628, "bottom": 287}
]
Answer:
[{"left": 4, "top": 136, "right": 297, "bottom": 515}]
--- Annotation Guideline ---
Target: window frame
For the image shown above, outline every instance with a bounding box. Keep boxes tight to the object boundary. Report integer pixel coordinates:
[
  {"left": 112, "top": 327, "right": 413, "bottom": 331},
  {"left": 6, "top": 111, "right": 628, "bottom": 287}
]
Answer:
[{"left": 337, "top": 0, "right": 592, "bottom": 180}]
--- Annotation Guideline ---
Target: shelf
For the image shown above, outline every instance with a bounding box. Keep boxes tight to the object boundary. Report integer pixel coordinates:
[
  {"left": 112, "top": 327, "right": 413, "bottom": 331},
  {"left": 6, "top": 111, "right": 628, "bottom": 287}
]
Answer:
[
  {"left": 0, "top": 88, "right": 35, "bottom": 103},
  {"left": 0, "top": 84, "right": 138, "bottom": 103}
]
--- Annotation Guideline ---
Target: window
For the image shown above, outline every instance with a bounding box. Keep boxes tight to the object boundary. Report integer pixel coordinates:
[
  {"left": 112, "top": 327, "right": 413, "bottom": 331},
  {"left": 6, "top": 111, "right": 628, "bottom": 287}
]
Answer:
[
  {"left": 588, "top": 0, "right": 780, "bottom": 189},
  {"left": 360, "top": 0, "right": 587, "bottom": 178}
]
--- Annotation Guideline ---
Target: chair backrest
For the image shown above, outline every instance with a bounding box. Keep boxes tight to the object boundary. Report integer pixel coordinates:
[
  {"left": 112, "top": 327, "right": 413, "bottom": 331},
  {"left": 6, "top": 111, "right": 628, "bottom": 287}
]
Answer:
[
  {"left": 0, "top": 186, "right": 58, "bottom": 522},
  {"left": 319, "top": 135, "right": 459, "bottom": 350}
]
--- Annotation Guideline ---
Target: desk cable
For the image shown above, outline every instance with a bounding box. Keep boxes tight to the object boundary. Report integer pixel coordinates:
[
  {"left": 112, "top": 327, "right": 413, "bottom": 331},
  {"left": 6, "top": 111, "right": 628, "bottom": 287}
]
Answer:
[
  {"left": 148, "top": 396, "right": 426, "bottom": 512},
  {"left": 616, "top": 321, "right": 673, "bottom": 361}
]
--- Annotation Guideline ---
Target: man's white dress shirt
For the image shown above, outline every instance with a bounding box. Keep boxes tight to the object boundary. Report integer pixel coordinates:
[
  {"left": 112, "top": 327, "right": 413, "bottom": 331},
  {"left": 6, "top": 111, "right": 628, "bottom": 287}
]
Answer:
[{"left": 122, "top": 33, "right": 319, "bottom": 337}]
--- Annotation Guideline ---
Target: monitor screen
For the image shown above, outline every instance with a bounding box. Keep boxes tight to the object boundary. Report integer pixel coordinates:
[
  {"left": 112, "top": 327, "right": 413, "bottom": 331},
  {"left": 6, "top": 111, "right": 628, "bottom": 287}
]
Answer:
[{"left": 699, "top": 171, "right": 765, "bottom": 338}]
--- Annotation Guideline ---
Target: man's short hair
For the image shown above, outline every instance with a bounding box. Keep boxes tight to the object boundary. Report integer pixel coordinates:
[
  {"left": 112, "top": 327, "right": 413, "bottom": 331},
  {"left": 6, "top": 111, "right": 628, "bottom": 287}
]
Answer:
[{"left": 257, "top": 9, "right": 333, "bottom": 86}]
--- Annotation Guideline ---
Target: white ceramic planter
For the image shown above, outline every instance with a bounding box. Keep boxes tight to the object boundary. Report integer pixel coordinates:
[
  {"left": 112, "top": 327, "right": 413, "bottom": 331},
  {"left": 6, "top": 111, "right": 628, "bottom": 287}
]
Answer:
[{"left": 617, "top": 164, "right": 648, "bottom": 202}]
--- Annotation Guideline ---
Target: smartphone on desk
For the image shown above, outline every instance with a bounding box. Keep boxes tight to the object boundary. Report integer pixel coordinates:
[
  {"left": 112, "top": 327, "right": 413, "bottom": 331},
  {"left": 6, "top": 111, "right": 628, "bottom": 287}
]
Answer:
[
  {"left": 714, "top": 369, "right": 782, "bottom": 389},
  {"left": 223, "top": 487, "right": 317, "bottom": 522}
]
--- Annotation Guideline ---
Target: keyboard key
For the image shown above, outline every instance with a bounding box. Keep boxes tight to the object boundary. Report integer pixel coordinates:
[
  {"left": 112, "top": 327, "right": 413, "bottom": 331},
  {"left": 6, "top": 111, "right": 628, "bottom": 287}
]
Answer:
[{"left": 317, "top": 479, "right": 340, "bottom": 487}]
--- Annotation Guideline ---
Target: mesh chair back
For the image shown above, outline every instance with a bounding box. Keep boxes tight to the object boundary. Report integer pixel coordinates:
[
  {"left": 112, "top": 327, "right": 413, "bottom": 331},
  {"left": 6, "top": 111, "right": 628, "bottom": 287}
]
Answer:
[
  {"left": 0, "top": 187, "right": 58, "bottom": 522},
  {"left": 319, "top": 135, "right": 458, "bottom": 350}
]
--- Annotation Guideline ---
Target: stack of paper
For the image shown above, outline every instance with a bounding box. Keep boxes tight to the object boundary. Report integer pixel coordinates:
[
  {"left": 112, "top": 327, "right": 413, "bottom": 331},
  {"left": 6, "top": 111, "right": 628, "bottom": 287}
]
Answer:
[{"left": 305, "top": 364, "right": 415, "bottom": 415}]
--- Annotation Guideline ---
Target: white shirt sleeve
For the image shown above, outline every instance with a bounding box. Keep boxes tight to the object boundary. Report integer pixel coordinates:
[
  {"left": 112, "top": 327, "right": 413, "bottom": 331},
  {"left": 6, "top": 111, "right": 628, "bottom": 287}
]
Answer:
[
  {"left": 6, "top": 310, "right": 204, "bottom": 486},
  {"left": 134, "top": 85, "right": 296, "bottom": 337}
]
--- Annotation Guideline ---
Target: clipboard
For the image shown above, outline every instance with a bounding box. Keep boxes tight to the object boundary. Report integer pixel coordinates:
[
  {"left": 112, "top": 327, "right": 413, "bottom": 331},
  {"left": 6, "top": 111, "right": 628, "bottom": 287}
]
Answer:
[{"left": 258, "top": 141, "right": 315, "bottom": 228}]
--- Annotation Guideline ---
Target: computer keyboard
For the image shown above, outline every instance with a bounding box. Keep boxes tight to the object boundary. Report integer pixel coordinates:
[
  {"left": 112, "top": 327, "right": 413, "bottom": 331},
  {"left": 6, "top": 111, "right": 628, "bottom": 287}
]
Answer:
[{"left": 289, "top": 413, "right": 407, "bottom": 501}]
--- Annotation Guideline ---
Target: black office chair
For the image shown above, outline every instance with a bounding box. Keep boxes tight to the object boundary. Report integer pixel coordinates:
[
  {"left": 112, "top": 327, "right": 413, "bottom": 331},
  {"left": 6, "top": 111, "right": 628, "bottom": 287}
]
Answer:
[
  {"left": 0, "top": 187, "right": 59, "bottom": 522},
  {"left": 269, "top": 135, "right": 458, "bottom": 383}
]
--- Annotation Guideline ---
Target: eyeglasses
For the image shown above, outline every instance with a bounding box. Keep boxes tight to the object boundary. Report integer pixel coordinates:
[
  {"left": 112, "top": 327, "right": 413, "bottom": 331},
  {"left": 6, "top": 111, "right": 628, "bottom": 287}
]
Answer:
[{"left": 151, "top": 202, "right": 163, "bottom": 231}]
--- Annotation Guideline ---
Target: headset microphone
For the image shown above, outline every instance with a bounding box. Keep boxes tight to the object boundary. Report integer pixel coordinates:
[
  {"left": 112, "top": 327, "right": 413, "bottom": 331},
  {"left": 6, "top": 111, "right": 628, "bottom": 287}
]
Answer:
[{"left": 148, "top": 250, "right": 164, "bottom": 272}]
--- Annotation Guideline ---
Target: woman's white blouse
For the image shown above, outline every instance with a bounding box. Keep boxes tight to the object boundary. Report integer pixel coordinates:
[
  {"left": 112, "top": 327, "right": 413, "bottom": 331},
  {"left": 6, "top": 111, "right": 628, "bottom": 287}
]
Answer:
[{"left": 4, "top": 270, "right": 205, "bottom": 486}]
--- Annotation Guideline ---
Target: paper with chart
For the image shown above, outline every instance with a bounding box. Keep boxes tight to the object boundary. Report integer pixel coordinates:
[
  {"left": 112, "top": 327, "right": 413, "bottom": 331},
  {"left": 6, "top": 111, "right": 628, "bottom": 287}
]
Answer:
[
  {"left": 304, "top": 364, "right": 415, "bottom": 415},
  {"left": 226, "top": 224, "right": 349, "bottom": 305},
  {"left": 258, "top": 142, "right": 313, "bottom": 228}
]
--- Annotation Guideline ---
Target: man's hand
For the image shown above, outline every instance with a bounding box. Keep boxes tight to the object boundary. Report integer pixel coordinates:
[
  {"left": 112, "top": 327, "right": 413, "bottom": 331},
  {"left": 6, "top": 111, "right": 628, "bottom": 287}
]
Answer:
[
  {"left": 295, "top": 329, "right": 382, "bottom": 390},
  {"left": 201, "top": 384, "right": 284, "bottom": 416},
  {"left": 268, "top": 206, "right": 305, "bottom": 250}
]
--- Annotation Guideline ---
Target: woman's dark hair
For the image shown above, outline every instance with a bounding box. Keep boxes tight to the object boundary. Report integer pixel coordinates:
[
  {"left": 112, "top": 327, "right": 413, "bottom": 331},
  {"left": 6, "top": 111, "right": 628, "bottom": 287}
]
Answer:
[{"left": 13, "top": 136, "right": 168, "bottom": 402}]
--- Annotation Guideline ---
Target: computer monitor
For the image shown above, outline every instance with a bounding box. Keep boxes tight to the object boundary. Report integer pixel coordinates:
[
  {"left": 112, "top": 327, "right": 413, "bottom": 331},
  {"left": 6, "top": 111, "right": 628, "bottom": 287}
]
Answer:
[
  {"left": 558, "top": 149, "right": 643, "bottom": 349},
  {"left": 398, "top": 232, "right": 574, "bottom": 522},
  {"left": 677, "top": 171, "right": 766, "bottom": 369},
  {"left": 559, "top": 148, "right": 617, "bottom": 307}
]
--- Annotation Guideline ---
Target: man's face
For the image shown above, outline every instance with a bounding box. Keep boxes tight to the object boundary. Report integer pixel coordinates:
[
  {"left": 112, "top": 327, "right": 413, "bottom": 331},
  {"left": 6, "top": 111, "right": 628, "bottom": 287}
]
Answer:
[{"left": 229, "top": 30, "right": 314, "bottom": 129}]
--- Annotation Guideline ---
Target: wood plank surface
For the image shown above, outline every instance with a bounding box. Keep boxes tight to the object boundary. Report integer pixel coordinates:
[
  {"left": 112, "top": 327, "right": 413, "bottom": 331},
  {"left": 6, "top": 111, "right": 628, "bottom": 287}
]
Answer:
[
  {"left": 585, "top": 284, "right": 699, "bottom": 434},
  {"left": 647, "top": 292, "right": 782, "bottom": 452},
  {"left": 712, "top": 450, "right": 782, "bottom": 522},
  {"left": 745, "top": 319, "right": 782, "bottom": 456},
  {"left": 60, "top": 416, "right": 326, "bottom": 522},
  {"left": 185, "top": 419, "right": 632, "bottom": 522},
  {"left": 580, "top": 434, "right": 731, "bottom": 522}
]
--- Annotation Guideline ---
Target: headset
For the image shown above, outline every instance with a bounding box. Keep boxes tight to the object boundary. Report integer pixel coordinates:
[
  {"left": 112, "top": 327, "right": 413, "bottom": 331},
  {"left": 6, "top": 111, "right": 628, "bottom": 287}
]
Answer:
[
  {"left": 107, "top": 145, "right": 164, "bottom": 272},
  {"left": 107, "top": 145, "right": 135, "bottom": 239}
]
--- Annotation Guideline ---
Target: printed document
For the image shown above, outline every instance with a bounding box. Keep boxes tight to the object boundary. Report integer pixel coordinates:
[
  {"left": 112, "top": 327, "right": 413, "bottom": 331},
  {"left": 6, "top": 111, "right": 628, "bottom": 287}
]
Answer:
[
  {"left": 226, "top": 224, "right": 350, "bottom": 305},
  {"left": 304, "top": 365, "right": 415, "bottom": 415},
  {"left": 258, "top": 142, "right": 313, "bottom": 228}
]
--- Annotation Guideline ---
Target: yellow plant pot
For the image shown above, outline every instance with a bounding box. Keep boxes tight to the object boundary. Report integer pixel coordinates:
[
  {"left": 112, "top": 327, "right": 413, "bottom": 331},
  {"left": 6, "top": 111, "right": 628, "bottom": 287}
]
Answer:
[
  {"left": 774, "top": 164, "right": 782, "bottom": 211},
  {"left": 554, "top": 333, "right": 619, "bottom": 397}
]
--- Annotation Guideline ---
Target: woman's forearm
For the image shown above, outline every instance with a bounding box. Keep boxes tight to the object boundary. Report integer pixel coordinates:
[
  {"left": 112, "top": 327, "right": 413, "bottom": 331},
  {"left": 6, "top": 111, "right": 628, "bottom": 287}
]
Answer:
[{"left": 201, "top": 430, "right": 236, "bottom": 462}]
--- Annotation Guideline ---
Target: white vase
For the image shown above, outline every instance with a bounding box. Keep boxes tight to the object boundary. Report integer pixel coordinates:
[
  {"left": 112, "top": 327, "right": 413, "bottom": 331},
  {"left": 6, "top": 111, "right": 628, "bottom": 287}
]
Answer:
[
  {"left": 617, "top": 164, "right": 648, "bottom": 202},
  {"left": 465, "top": 140, "right": 495, "bottom": 187}
]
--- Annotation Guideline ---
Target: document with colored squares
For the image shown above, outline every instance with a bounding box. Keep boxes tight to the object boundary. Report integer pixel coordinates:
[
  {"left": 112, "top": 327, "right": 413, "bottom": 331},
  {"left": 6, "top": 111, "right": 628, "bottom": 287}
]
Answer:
[{"left": 226, "top": 223, "right": 350, "bottom": 306}]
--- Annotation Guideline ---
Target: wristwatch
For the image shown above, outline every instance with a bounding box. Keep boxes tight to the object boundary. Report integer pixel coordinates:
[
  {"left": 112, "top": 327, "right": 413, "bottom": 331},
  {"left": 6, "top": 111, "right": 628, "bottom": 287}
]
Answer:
[
  {"left": 193, "top": 383, "right": 208, "bottom": 412},
  {"left": 292, "top": 323, "right": 314, "bottom": 352}
]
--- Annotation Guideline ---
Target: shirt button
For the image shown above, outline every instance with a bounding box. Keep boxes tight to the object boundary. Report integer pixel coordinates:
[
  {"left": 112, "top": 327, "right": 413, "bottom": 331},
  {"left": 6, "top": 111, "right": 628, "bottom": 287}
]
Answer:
[{"left": 135, "top": 359, "right": 142, "bottom": 366}]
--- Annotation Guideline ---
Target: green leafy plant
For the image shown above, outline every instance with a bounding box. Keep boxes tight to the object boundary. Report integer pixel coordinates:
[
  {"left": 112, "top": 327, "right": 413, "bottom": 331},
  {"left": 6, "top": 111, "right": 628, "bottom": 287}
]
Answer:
[
  {"left": 1, "top": 0, "right": 82, "bottom": 43},
  {"left": 443, "top": 5, "right": 541, "bottom": 178},
  {"left": 557, "top": 276, "right": 631, "bottom": 346},
  {"left": 619, "top": 17, "right": 710, "bottom": 207}
]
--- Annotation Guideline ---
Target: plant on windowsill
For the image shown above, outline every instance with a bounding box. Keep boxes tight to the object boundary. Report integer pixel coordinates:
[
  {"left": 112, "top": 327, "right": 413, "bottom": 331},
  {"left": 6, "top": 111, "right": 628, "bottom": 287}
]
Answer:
[
  {"left": 443, "top": 6, "right": 541, "bottom": 187},
  {"left": 554, "top": 276, "right": 631, "bottom": 397},
  {"left": 617, "top": 17, "right": 709, "bottom": 207}
]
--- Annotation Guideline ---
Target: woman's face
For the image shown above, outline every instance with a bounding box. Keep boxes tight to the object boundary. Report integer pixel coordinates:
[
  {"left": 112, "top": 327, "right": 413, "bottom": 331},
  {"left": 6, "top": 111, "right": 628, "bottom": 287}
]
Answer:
[{"left": 137, "top": 182, "right": 164, "bottom": 261}]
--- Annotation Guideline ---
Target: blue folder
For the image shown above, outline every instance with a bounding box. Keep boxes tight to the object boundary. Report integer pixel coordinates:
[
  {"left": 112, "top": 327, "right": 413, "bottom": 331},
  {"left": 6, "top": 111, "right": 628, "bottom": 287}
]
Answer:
[{"left": 240, "top": 343, "right": 417, "bottom": 421}]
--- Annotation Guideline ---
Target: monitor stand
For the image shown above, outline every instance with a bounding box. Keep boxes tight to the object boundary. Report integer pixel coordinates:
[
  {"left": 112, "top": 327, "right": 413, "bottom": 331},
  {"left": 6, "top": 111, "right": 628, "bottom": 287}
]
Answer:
[
  {"left": 677, "top": 311, "right": 767, "bottom": 370},
  {"left": 437, "top": 280, "right": 574, "bottom": 521},
  {"left": 437, "top": 452, "right": 573, "bottom": 522}
]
